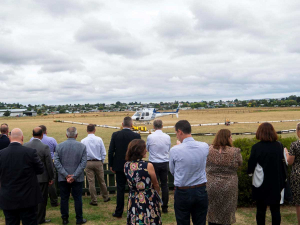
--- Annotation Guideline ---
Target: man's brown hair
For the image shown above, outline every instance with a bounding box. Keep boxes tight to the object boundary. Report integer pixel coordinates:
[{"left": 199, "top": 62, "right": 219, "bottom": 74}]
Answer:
[
  {"left": 256, "top": 122, "right": 278, "bottom": 142},
  {"left": 212, "top": 129, "right": 233, "bottom": 150},
  {"left": 125, "top": 139, "right": 146, "bottom": 161},
  {"left": 0, "top": 123, "right": 8, "bottom": 134},
  {"left": 39, "top": 125, "right": 47, "bottom": 134},
  {"left": 87, "top": 124, "right": 96, "bottom": 132}
]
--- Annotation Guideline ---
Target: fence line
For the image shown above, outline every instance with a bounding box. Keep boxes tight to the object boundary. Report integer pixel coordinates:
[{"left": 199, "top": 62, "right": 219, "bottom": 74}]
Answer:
[{"left": 55, "top": 163, "right": 175, "bottom": 195}]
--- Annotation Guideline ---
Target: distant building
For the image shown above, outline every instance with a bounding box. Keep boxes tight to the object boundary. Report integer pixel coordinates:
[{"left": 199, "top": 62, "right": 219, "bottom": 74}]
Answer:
[{"left": 0, "top": 109, "right": 37, "bottom": 117}]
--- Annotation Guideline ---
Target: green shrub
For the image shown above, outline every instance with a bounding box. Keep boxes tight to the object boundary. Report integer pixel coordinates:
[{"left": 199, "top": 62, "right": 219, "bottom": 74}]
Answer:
[{"left": 233, "top": 136, "right": 297, "bottom": 206}]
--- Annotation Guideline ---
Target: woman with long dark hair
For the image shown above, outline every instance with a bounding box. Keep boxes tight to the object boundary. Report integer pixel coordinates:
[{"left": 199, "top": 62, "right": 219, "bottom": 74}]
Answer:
[
  {"left": 206, "top": 129, "right": 243, "bottom": 225},
  {"left": 124, "top": 139, "right": 162, "bottom": 225},
  {"left": 248, "top": 122, "right": 286, "bottom": 225}
]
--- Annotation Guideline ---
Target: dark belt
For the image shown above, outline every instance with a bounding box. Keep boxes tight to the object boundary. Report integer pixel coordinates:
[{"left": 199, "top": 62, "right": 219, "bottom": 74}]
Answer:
[
  {"left": 175, "top": 183, "right": 206, "bottom": 190},
  {"left": 87, "top": 159, "right": 100, "bottom": 161}
]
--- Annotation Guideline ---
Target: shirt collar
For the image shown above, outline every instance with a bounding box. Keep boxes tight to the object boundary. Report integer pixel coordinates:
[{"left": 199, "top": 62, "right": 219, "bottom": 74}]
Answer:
[
  {"left": 33, "top": 137, "right": 42, "bottom": 141},
  {"left": 182, "top": 137, "right": 194, "bottom": 143},
  {"left": 155, "top": 130, "right": 163, "bottom": 133},
  {"left": 123, "top": 128, "right": 131, "bottom": 130},
  {"left": 88, "top": 134, "right": 95, "bottom": 137}
]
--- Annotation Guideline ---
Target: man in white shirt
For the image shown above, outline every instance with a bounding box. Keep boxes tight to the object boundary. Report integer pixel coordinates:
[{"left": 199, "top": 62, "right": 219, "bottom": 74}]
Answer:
[
  {"left": 81, "top": 124, "right": 110, "bottom": 206},
  {"left": 146, "top": 119, "right": 171, "bottom": 213}
]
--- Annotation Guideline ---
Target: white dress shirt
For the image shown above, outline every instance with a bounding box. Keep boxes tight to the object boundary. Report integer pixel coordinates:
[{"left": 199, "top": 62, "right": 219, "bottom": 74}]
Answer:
[
  {"left": 81, "top": 134, "right": 106, "bottom": 162},
  {"left": 146, "top": 130, "right": 171, "bottom": 163}
]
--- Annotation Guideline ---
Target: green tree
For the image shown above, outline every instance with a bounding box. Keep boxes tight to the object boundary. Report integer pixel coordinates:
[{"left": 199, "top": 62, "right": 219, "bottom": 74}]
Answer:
[
  {"left": 59, "top": 109, "right": 66, "bottom": 114},
  {"left": 3, "top": 110, "right": 11, "bottom": 117},
  {"left": 37, "top": 109, "right": 42, "bottom": 115}
]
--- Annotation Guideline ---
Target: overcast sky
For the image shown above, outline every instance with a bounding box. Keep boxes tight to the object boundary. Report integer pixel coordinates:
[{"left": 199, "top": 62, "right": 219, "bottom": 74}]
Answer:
[{"left": 1, "top": 0, "right": 300, "bottom": 105}]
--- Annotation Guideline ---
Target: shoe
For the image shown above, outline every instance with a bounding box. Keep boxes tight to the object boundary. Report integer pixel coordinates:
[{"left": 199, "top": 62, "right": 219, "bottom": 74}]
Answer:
[
  {"left": 62, "top": 219, "right": 69, "bottom": 224},
  {"left": 51, "top": 203, "right": 60, "bottom": 207},
  {"left": 112, "top": 213, "right": 122, "bottom": 218},
  {"left": 76, "top": 218, "right": 87, "bottom": 224},
  {"left": 39, "top": 219, "right": 51, "bottom": 224},
  {"left": 104, "top": 197, "right": 111, "bottom": 202},
  {"left": 162, "top": 208, "right": 168, "bottom": 213},
  {"left": 89, "top": 202, "right": 98, "bottom": 206}
]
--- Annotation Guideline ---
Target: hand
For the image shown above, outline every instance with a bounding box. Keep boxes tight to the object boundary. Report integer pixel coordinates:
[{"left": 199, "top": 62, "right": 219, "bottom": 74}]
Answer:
[
  {"left": 110, "top": 167, "right": 116, "bottom": 174},
  {"left": 49, "top": 180, "right": 54, "bottom": 186},
  {"left": 67, "top": 177, "right": 75, "bottom": 183},
  {"left": 284, "top": 147, "right": 289, "bottom": 154},
  {"left": 176, "top": 140, "right": 181, "bottom": 145},
  {"left": 66, "top": 175, "right": 72, "bottom": 180}
]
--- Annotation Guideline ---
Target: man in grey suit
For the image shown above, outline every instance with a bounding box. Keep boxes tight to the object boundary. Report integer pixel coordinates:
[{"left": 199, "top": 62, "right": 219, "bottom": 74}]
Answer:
[
  {"left": 54, "top": 127, "right": 87, "bottom": 225},
  {"left": 24, "top": 127, "right": 54, "bottom": 224}
]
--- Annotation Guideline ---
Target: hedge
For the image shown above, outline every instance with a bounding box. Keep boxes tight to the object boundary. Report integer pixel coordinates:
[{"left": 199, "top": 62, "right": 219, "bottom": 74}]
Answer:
[{"left": 234, "top": 136, "right": 298, "bottom": 206}]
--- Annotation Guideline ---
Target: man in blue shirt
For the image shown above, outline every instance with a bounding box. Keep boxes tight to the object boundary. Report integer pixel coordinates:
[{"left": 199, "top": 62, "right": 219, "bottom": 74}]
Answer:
[
  {"left": 147, "top": 119, "right": 171, "bottom": 213},
  {"left": 169, "top": 120, "right": 209, "bottom": 225}
]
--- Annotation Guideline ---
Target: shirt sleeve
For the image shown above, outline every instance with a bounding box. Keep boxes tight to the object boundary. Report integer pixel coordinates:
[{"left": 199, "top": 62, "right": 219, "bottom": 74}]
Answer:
[
  {"left": 100, "top": 138, "right": 106, "bottom": 162},
  {"left": 146, "top": 136, "right": 150, "bottom": 151},
  {"left": 169, "top": 148, "right": 175, "bottom": 176},
  {"left": 53, "top": 138, "right": 58, "bottom": 152},
  {"left": 289, "top": 141, "right": 297, "bottom": 156}
]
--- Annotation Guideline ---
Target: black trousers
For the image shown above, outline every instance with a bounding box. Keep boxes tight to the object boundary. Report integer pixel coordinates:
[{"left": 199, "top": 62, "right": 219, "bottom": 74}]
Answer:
[
  {"left": 256, "top": 200, "right": 281, "bottom": 225},
  {"left": 59, "top": 181, "right": 83, "bottom": 222},
  {"left": 48, "top": 163, "right": 58, "bottom": 206},
  {"left": 152, "top": 162, "right": 169, "bottom": 209},
  {"left": 38, "top": 182, "right": 49, "bottom": 224},
  {"left": 115, "top": 171, "right": 127, "bottom": 216},
  {"left": 174, "top": 186, "right": 208, "bottom": 225},
  {"left": 3, "top": 205, "right": 38, "bottom": 225}
]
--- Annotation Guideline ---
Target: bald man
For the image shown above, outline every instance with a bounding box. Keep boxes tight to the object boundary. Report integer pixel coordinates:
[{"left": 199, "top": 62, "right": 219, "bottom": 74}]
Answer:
[
  {"left": 24, "top": 127, "right": 54, "bottom": 224},
  {"left": 0, "top": 123, "right": 10, "bottom": 150},
  {"left": 0, "top": 128, "right": 44, "bottom": 225}
]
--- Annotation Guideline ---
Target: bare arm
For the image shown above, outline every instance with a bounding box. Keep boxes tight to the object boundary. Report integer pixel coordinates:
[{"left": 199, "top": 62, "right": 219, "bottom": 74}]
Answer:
[
  {"left": 285, "top": 148, "right": 295, "bottom": 165},
  {"left": 147, "top": 162, "right": 160, "bottom": 193}
]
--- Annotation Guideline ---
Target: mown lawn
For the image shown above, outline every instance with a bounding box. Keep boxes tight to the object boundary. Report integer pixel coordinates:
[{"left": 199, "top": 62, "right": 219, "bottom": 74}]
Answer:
[{"left": 0, "top": 192, "right": 298, "bottom": 225}]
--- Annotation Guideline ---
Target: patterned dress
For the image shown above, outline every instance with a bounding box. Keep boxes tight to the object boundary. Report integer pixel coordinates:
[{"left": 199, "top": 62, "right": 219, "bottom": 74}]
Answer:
[
  {"left": 124, "top": 160, "right": 162, "bottom": 225},
  {"left": 289, "top": 140, "right": 300, "bottom": 205},
  {"left": 206, "top": 145, "right": 243, "bottom": 224}
]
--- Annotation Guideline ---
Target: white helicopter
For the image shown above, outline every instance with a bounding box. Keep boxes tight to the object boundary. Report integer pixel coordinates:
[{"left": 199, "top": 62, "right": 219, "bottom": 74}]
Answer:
[{"left": 131, "top": 106, "right": 180, "bottom": 122}]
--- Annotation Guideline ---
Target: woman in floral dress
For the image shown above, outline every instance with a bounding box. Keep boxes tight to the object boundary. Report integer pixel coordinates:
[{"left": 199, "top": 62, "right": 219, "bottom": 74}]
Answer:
[{"left": 124, "top": 139, "right": 162, "bottom": 225}]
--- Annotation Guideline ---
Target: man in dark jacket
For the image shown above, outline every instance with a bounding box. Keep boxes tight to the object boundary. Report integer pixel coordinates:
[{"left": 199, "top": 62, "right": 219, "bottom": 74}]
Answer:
[
  {"left": 24, "top": 127, "right": 54, "bottom": 224},
  {"left": 108, "top": 117, "right": 141, "bottom": 218},
  {"left": 0, "top": 123, "right": 10, "bottom": 150},
  {"left": 0, "top": 128, "right": 44, "bottom": 225}
]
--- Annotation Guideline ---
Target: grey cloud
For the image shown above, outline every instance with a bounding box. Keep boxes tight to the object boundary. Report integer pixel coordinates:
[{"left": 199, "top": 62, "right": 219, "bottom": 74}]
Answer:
[
  {"left": 75, "top": 20, "right": 148, "bottom": 57},
  {"left": 155, "top": 14, "right": 194, "bottom": 39},
  {"left": 0, "top": 69, "right": 14, "bottom": 80},
  {"left": 0, "top": 40, "right": 84, "bottom": 73},
  {"left": 34, "top": 0, "right": 101, "bottom": 16}
]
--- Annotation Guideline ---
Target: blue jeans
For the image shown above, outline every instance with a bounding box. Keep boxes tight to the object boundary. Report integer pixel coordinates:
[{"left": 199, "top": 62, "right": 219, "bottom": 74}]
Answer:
[
  {"left": 59, "top": 181, "right": 83, "bottom": 222},
  {"left": 174, "top": 186, "right": 208, "bottom": 225}
]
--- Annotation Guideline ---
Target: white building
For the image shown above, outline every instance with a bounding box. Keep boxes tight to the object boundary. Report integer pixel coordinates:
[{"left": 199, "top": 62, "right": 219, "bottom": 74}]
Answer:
[{"left": 0, "top": 109, "right": 37, "bottom": 117}]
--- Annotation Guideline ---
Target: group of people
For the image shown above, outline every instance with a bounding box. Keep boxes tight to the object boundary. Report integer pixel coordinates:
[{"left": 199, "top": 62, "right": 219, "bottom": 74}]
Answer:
[
  {"left": 0, "top": 123, "right": 110, "bottom": 224},
  {"left": 1, "top": 118, "right": 300, "bottom": 225}
]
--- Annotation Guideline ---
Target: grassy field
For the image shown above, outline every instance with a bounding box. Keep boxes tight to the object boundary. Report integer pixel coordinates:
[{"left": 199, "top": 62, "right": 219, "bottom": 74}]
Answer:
[
  {"left": 1, "top": 107, "right": 300, "bottom": 224},
  {"left": 1, "top": 107, "right": 300, "bottom": 161},
  {"left": 0, "top": 193, "right": 297, "bottom": 225}
]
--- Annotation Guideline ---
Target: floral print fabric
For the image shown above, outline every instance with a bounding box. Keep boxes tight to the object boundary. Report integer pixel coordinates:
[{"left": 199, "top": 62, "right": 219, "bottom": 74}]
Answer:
[{"left": 124, "top": 160, "right": 162, "bottom": 225}]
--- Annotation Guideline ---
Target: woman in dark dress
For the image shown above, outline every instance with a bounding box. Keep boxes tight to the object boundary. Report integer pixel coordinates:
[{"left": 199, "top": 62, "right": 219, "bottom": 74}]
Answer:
[
  {"left": 124, "top": 139, "right": 162, "bottom": 225},
  {"left": 248, "top": 122, "right": 286, "bottom": 225}
]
